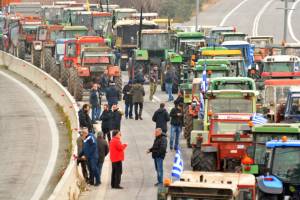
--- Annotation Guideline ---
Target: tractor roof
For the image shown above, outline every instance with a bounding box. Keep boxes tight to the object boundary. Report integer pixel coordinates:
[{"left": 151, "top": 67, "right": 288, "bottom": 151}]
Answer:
[
  {"left": 114, "top": 19, "right": 157, "bottom": 27},
  {"left": 284, "top": 43, "right": 300, "bottom": 48},
  {"left": 176, "top": 32, "right": 205, "bottom": 38},
  {"left": 141, "top": 29, "right": 169, "bottom": 34},
  {"left": 265, "top": 79, "right": 300, "bottom": 86},
  {"left": 211, "top": 26, "right": 235, "bottom": 32},
  {"left": 207, "top": 89, "right": 258, "bottom": 97},
  {"left": 222, "top": 40, "right": 250, "bottom": 46},
  {"left": 266, "top": 140, "right": 300, "bottom": 148},
  {"left": 169, "top": 171, "right": 255, "bottom": 191},
  {"left": 221, "top": 32, "right": 246, "bottom": 36},
  {"left": 263, "top": 55, "right": 300, "bottom": 62},
  {"left": 289, "top": 86, "right": 300, "bottom": 93},
  {"left": 252, "top": 123, "right": 300, "bottom": 133},
  {"left": 63, "top": 26, "right": 88, "bottom": 31},
  {"left": 114, "top": 8, "right": 137, "bottom": 13},
  {"left": 197, "top": 59, "right": 231, "bottom": 65},
  {"left": 131, "top": 12, "right": 158, "bottom": 18},
  {"left": 152, "top": 18, "right": 173, "bottom": 23},
  {"left": 202, "top": 49, "right": 242, "bottom": 56},
  {"left": 194, "top": 64, "right": 229, "bottom": 72},
  {"left": 210, "top": 77, "right": 255, "bottom": 85},
  {"left": 200, "top": 46, "right": 228, "bottom": 51}
]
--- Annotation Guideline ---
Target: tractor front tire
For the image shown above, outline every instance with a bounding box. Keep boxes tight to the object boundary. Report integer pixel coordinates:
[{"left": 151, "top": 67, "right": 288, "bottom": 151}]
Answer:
[
  {"left": 60, "top": 62, "right": 68, "bottom": 87},
  {"left": 32, "top": 49, "right": 41, "bottom": 68},
  {"left": 191, "top": 148, "right": 202, "bottom": 171},
  {"left": 68, "top": 67, "right": 76, "bottom": 95},
  {"left": 17, "top": 41, "right": 26, "bottom": 60},
  {"left": 50, "top": 61, "right": 60, "bottom": 80},
  {"left": 74, "top": 75, "right": 83, "bottom": 101},
  {"left": 184, "top": 115, "right": 193, "bottom": 148},
  {"left": 44, "top": 48, "right": 53, "bottom": 73},
  {"left": 200, "top": 152, "right": 217, "bottom": 171}
]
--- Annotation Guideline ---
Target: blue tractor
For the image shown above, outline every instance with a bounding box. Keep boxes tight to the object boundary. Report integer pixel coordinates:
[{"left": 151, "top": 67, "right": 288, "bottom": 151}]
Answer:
[
  {"left": 284, "top": 87, "right": 300, "bottom": 123},
  {"left": 256, "top": 139, "right": 300, "bottom": 200}
]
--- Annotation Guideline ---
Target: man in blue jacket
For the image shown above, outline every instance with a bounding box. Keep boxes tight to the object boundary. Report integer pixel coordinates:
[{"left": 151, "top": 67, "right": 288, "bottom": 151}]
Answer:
[
  {"left": 89, "top": 84, "right": 102, "bottom": 123},
  {"left": 106, "top": 82, "right": 120, "bottom": 109},
  {"left": 79, "top": 128, "right": 100, "bottom": 186}
]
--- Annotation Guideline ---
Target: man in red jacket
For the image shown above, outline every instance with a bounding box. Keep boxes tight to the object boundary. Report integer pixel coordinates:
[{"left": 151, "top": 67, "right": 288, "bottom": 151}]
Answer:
[{"left": 109, "top": 130, "right": 127, "bottom": 189}]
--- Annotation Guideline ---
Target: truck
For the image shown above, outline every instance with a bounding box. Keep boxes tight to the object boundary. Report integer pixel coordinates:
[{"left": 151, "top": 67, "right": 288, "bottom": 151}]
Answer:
[
  {"left": 158, "top": 171, "right": 256, "bottom": 200},
  {"left": 256, "top": 139, "right": 300, "bottom": 200}
]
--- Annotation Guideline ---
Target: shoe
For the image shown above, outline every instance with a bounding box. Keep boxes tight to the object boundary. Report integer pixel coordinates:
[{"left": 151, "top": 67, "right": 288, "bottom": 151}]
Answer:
[
  {"left": 129, "top": 116, "right": 133, "bottom": 119},
  {"left": 135, "top": 117, "right": 138, "bottom": 120},
  {"left": 139, "top": 117, "right": 143, "bottom": 120},
  {"left": 125, "top": 116, "right": 128, "bottom": 119},
  {"left": 94, "top": 183, "right": 101, "bottom": 186},
  {"left": 154, "top": 183, "right": 160, "bottom": 186},
  {"left": 115, "top": 186, "right": 124, "bottom": 189}
]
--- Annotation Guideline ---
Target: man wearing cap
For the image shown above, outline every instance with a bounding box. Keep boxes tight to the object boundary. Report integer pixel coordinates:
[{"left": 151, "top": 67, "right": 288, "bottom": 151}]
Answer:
[
  {"left": 106, "top": 81, "right": 120, "bottom": 109},
  {"left": 122, "top": 80, "right": 133, "bottom": 119},
  {"left": 149, "top": 65, "right": 159, "bottom": 101},
  {"left": 109, "top": 130, "right": 127, "bottom": 189}
]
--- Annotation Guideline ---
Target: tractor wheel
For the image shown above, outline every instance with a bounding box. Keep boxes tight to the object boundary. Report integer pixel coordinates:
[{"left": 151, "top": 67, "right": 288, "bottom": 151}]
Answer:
[
  {"left": 183, "top": 104, "right": 189, "bottom": 129},
  {"left": 184, "top": 115, "right": 193, "bottom": 148},
  {"left": 50, "top": 60, "right": 59, "bottom": 80},
  {"left": 68, "top": 67, "right": 76, "bottom": 96},
  {"left": 200, "top": 152, "right": 217, "bottom": 171},
  {"left": 60, "top": 62, "right": 68, "bottom": 87},
  {"left": 32, "top": 49, "right": 41, "bottom": 68},
  {"left": 114, "top": 75, "right": 122, "bottom": 101},
  {"left": 17, "top": 41, "right": 25, "bottom": 60},
  {"left": 44, "top": 48, "right": 53, "bottom": 73},
  {"left": 191, "top": 147, "right": 202, "bottom": 171},
  {"left": 73, "top": 75, "right": 83, "bottom": 101}
]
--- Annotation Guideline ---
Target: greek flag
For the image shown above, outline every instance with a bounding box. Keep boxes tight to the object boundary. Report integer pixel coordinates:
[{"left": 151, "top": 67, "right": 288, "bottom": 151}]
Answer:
[
  {"left": 201, "top": 61, "right": 208, "bottom": 92},
  {"left": 171, "top": 149, "right": 184, "bottom": 180},
  {"left": 198, "top": 92, "right": 205, "bottom": 119},
  {"left": 252, "top": 113, "right": 268, "bottom": 125}
]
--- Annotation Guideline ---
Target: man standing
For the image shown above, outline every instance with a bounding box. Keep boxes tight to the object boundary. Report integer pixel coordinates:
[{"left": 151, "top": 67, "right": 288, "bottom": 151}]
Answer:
[
  {"left": 147, "top": 128, "right": 167, "bottom": 186},
  {"left": 122, "top": 80, "right": 133, "bottom": 119},
  {"left": 106, "top": 82, "right": 120, "bottom": 109},
  {"left": 169, "top": 103, "right": 183, "bottom": 151},
  {"left": 130, "top": 80, "right": 145, "bottom": 120},
  {"left": 77, "top": 133, "right": 89, "bottom": 182},
  {"left": 100, "top": 69, "right": 109, "bottom": 93},
  {"left": 111, "top": 104, "right": 122, "bottom": 131},
  {"left": 149, "top": 65, "right": 158, "bottom": 101},
  {"left": 165, "top": 65, "right": 175, "bottom": 101},
  {"left": 78, "top": 104, "right": 94, "bottom": 133},
  {"left": 174, "top": 90, "right": 184, "bottom": 106},
  {"left": 100, "top": 104, "right": 112, "bottom": 141},
  {"left": 109, "top": 130, "right": 127, "bottom": 189},
  {"left": 152, "top": 103, "right": 170, "bottom": 133},
  {"left": 90, "top": 84, "right": 101, "bottom": 123},
  {"left": 97, "top": 131, "right": 109, "bottom": 184},
  {"left": 79, "top": 128, "right": 100, "bottom": 186}
]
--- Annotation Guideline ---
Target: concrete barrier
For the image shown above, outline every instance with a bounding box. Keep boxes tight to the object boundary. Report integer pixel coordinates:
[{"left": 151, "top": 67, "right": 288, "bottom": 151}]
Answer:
[{"left": 0, "top": 51, "right": 84, "bottom": 200}]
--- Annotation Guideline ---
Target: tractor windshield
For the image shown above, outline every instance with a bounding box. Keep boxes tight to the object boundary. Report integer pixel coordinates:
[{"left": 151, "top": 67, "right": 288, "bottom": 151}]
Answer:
[
  {"left": 23, "top": 25, "right": 38, "bottom": 34},
  {"left": 93, "top": 16, "right": 110, "bottom": 31},
  {"left": 82, "top": 53, "right": 113, "bottom": 65},
  {"left": 272, "top": 147, "right": 300, "bottom": 183},
  {"left": 213, "top": 121, "right": 250, "bottom": 134},
  {"left": 287, "top": 95, "right": 300, "bottom": 115},
  {"left": 179, "top": 39, "right": 205, "bottom": 52},
  {"left": 263, "top": 62, "right": 300, "bottom": 72},
  {"left": 65, "top": 30, "right": 87, "bottom": 38},
  {"left": 285, "top": 47, "right": 300, "bottom": 57},
  {"left": 50, "top": 30, "right": 64, "bottom": 40},
  {"left": 208, "top": 98, "right": 253, "bottom": 113},
  {"left": 264, "top": 86, "right": 289, "bottom": 105},
  {"left": 141, "top": 33, "right": 169, "bottom": 50},
  {"left": 223, "top": 35, "right": 246, "bottom": 42},
  {"left": 76, "top": 15, "right": 92, "bottom": 28}
]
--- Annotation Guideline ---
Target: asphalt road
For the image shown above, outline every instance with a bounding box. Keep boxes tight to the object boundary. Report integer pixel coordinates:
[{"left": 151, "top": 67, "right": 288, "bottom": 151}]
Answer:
[{"left": 0, "top": 71, "right": 57, "bottom": 200}]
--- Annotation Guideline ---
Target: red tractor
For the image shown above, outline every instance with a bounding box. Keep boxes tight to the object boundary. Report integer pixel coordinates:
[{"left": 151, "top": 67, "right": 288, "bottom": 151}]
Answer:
[
  {"left": 63, "top": 36, "right": 122, "bottom": 101},
  {"left": 191, "top": 113, "right": 253, "bottom": 172}
]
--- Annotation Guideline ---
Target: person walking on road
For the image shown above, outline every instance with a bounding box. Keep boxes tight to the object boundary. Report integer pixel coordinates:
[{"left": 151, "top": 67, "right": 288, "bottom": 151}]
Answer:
[
  {"left": 79, "top": 128, "right": 100, "bottom": 186},
  {"left": 147, "top": 128, "right": 167, "bottom": 186},
  {"left": 165, "top": 65, "right": 175, "bottom": 101},
  {"left": 169, "top": 103, "right": 183, "bottom": 151},
  {"left": 100, "top": 69, "right": 109, "bottom": 93},
  {"left": 97, "top": 131, "right": 109, "bottom": 184},
  {"left": 100, "top": 104, "right": 112, "bottom": 141},
  {"left": 90, "top": 84, "right": 102, "bottom": 123},
  {"left": 109, "top": 130, "right": 127, "bottom": 189},
  {"left": 122, "top": 80, "right": 133, "bottom": 119},
  {"left": 78, "top": 104, "right": 94, "bottom": 133},
  {"left": 152, "top": 103, "right": 170, "bottom": 133},
  {"left": 106, "top": 82, "right": 120, "bottom": 109},
  {"left": 130, "top": 80, "right": 145, "bottom": 120},
  {"left": 149, "top": 65, "right": 158, "bottom": 101},
  {"left": 111, "top": 104, "right": 123, "bottom": 131}
]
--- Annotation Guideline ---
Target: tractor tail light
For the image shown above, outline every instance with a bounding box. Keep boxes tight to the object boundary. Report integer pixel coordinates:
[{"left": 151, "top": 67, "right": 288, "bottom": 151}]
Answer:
[
  {"left": 244, "top": 166, "right": 251, "bottom": 171},
  {"left": 264, "top": 177, "right": 273, "bottom": 181}
]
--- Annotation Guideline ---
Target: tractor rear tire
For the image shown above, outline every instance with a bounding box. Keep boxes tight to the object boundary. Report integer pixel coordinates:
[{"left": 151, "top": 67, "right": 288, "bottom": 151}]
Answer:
[
  {"left": 114, "top": 75, "right": 122, "bottom": 101},
  {"left": 191, "top": 147, "right": 202, "bottom": 171},
  {"left": 60, "top": 62, "right": 68, "bottom": 87},
  {"left": 68, "top": 67, "right": 76, "bottom": 96},
  {"left": 201, "top": 152, "right": 217, "bottom": 171},
  {"left": 183, "top": 104, "right": 189, "bottom": 129},
  {"left": 32, "top": 49, "right": 41, "bottom": 68},
  {"left": 17, "top": 41, "right": 25, "bottom": 60},
  {"left": 50, "top": 61, "right": 60, "bottom": 80},
  {"left": 184, "top": 115, "right": 193, "bottom": 148},
  {"left": 74, "top": 75, "right": 83, "bottom": 101},
  {"left": 44, "top": 48, "right": 53, "bottom": 73}
]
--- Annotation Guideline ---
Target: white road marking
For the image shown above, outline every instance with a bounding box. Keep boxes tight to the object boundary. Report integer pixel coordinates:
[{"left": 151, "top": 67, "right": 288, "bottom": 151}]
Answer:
[
  {"left": 0, "top": 71, "right": 59, "bottom": 200},
  {"left": 252, "top": 0, "right": 275, "bottom": 36},
  {"left": 288, "top": 0, "right": 300, "bottom": 43},
  {"left": 219, "top": 0, "right": 249, "bottom": 26},
  {"left": 153, "top": 95, "right": 161, "bottom": 103}
]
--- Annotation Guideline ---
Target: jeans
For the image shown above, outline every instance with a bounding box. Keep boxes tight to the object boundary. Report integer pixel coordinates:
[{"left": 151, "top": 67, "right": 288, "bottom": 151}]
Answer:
[
  {"left": 134, "top": 102, "right": 143, "bottom": 119},
  {"left": 165, "top": 83, "right": 173, "bottom": 101},
  {"left": 92, "top": 106, "right": 101, "bottom": 122},
  {"left": 170, "top": 125, "right": 182, "bottom": 150},
  {"left": 125, "top": 103, "right": 133, "bottom": 118},
  {"left": 88, "top": 158, "right": 100, "bottom": 185},
  {"left": 154, "top": 157, "right": 164, "bottom": 184}
]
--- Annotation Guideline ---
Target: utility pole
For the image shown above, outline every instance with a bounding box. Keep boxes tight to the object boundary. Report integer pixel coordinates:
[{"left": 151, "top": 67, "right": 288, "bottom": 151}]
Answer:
[
  {"left": 195, "top": 0, "right": 200, "bottom": 31},
  {"left": 283, "top": 0, "right": 288, "bottom": 44}
]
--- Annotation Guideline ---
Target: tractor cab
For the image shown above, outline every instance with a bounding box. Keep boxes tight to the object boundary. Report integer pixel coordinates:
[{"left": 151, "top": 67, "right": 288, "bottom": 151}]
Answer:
[
  {"left": 256, "top": 139, "right": 300, "bottom": 199},
  {"left": 151, "top": 18, "right": 173, "bottom": 29},
  {"left": 8, "top": 2, "right": 42, "bottom": 17},
  {"left": 209, "top": 77, "right": 256, "bottom": 91},
  {"left": 284, "top": 43, "right": 300, "bottom": 57},
  {"left": 41, "top": 5, "right": 65, "bottom": 25},
  {"left": 194, "top": 59, "right": 231, "bottom": 78},
  {"left": 113, "top": 8, "right": 138, "bottom": 21},
  {"left": 62, "top": 7, "right": 85, "bottom": 25},
  {"left": 284, "top": 87, "right": 300, "bottom": 122},
  {"left": 207, "top": 26, "right": 236, "bottom": 46},
  {"left": 62, "top": 26, "right": 88, "bottom": 38},
  {"left": 247, "top": 36, "right": 274, "bottom": 64},
  {"left": 220, "top": 32, "right": 247, "bottom": 43},
  {"left": 158, "top": 171, "right": 256, "bottom": 200}
]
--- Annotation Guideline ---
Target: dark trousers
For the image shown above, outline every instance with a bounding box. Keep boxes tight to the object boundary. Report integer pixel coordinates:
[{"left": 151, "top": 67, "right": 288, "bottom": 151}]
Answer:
[
  {"left": 134, "top": 102, "right": 143, "bottom": 119},
  {"left": 88, "top": 158, "right": 100, "bottom": 185},
  {"left": 79, "top": 160, "right": 89, "bottom": 181},
  {"left": 125, "top": 103, "right": 133, "bottom": 118},
  {"left": 111, "top": 161, "right": 122, "bottom": 188},
  {"left": 102, "top": 127, "right": 111, "bottom": 142}
]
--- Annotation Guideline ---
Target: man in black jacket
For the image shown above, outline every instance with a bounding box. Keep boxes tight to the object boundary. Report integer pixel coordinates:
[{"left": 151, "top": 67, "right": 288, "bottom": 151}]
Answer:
[
  {"left": 106, "top": 82, "right": 120, "bottom": 109},
  {"left": 122, "top": 80, "right": 133, "bottom": 119},
  {"left": 147, "top": 128, "right": 167, "bottom": 186},
  {"left": 78, "top": 104, "right": 94, "bottom": 133},
  {"left": 169, "top": 103, "right": 183, "bottom": 151},
  {"left": 152, "top": 103, "right": 170, "bottom": 133},
  {"left": 111, "top": 104, "right": 122, "bottom": 131},
  {"left": 90, "top": 84, "right": 102, "bottom": 123},
  {"left": 97, "top": 131, "right": 109, "bottom": 184},
  {"left": 174, "top": 90, "right": 184, "bottom": 106},
  {"left": 100, "top": 104, "right": 112, "bottom": 141}
]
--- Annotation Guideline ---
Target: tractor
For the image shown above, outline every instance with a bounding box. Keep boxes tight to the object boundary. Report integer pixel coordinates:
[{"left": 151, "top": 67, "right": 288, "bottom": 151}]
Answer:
[
  {"left": 41, "top": 5, "right": 65, "bottom": 25},
  {"left": 284, "top": 43, "right": 300, "bottom": 57},
  {"left": 158, "top": 171, "right": 256, "bottom": 200},
  {"left": 207, "top": 26, "right": 236, "bottom": 46},
  {"left": 113, "top": 8, "right": 137, "bottom": 22},
  {"left": 247, "top": 36, "right": 274, "bottom": 64},
  {"left": 284, "top": 87, "right": 300, "bottom": 122},
  {"left": 220, "top": 32, "right": 247, "bottom": 43},
  {"left": 7, "top": 2, "right": 42, "bottom": 17},
  {"left": 243, "top": 123, "right": 300, "bottom": 176},
  {"left": 0, "top": 14, "right": 5, "bottom": 50},
  {"left": 255, "top": 139, "right": 300, "bottom": 200}
]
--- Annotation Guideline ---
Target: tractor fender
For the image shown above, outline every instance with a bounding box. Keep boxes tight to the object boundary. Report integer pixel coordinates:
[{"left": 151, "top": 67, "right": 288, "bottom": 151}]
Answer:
[
  {"left": 32, "top": 41, "right": 42, "bottom": 51},
  {"left": 202, "top": 145, "right": 218, "bottom": 153},
  {"left": 256, "top": 175, "right": 283, "bottom": 195}
]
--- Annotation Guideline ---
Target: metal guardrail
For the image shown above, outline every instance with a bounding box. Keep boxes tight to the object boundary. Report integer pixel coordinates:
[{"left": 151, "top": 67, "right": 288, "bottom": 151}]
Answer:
[{"left": 0, "top": 51, "right": 84, "bottom": 200}]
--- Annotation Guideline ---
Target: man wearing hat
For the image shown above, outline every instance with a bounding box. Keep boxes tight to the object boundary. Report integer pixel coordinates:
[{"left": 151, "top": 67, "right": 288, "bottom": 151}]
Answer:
[
  {"left": 149, "top": 65, "right": 159, "bottom": 101},
  {"left": 122, "top": 80, "right": 133, "bottom": 119}
]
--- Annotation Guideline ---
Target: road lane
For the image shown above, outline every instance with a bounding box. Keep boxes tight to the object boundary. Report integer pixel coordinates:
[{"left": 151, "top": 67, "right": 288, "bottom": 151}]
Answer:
[{"left": 0, "top": 71, "right": 58, "bottom": 200}]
